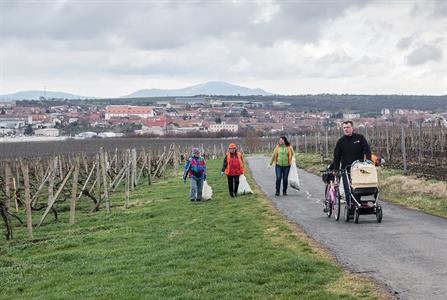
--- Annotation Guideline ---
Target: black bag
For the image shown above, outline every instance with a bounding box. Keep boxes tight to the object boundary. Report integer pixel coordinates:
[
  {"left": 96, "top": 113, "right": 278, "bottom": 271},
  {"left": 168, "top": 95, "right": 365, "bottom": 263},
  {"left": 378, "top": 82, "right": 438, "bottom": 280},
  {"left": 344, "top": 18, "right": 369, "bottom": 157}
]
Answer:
[{"left": 322, "top": 172, "right": 334, "bottom": 184}]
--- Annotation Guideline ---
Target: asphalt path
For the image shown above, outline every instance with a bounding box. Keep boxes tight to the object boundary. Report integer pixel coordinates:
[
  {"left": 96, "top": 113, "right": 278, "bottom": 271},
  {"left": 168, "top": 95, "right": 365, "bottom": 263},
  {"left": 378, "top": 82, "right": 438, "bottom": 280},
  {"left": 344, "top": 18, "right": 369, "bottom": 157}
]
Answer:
[{"left": 247, "top": 155, "right": 447, "bottom": 300}]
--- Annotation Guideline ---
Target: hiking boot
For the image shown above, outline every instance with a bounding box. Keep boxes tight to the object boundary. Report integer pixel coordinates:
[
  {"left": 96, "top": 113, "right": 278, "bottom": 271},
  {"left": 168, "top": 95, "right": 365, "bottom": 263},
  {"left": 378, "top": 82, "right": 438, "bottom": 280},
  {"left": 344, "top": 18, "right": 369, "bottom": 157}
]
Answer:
[
  {"left": 275, "top": 192, "right": 280, "bottom": 196},
  {"left": 283, "top": 191, "right": 287, "bottom": 196}
]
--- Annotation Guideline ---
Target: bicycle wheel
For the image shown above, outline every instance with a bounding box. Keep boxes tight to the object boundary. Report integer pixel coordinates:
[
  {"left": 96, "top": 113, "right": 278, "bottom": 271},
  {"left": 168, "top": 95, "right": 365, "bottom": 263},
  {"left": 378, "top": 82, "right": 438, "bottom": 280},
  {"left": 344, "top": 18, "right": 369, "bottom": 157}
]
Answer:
[
  {"left": 325, "top": 184, "right": 332, "bottom": 218},
  {"left": 334, "top": 188, "right": 341, "bottom": 221}
]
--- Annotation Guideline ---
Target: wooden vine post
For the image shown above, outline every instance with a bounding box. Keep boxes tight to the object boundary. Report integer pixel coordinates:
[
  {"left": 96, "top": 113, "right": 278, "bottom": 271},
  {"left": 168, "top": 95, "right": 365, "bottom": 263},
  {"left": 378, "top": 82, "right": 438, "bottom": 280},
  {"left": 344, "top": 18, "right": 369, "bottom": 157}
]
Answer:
[
  {"left": 147, "top": 152, "right": 152, "bottom": 186},
  {"left": 131, "top": 148, "right": 137, "bottom": 191},
  {"left": 12, "top": 177, "right": 18, "bottom": 213},
  {"left": 100, "top": 148, "right": 110, "bottom": 213},
  {"left": 48, "top": 157, "right": 57, "bottom": 205},
  {"left": 95, "top": 153, "right": 102, "bottom": 209},
  {"left": 304, "top": 134, "right": 308, "bottom": 153},
  {"left": 125, "top": 150, "right": 130, "bottom": 209},
  {"left": 4, "top": 162, "right": 12, "bottom": 210},
  {"left": 19, "top": 159, "right": 33, "bottom": 240},
  {"left": 401, "top": 125, "right": 408, "bottom": 175},
  {"left": 385, "top": 124, "right": 390, "bottom": 161},
  {"left": 69, "top": 156, "right": 80, "bottom": 225}
]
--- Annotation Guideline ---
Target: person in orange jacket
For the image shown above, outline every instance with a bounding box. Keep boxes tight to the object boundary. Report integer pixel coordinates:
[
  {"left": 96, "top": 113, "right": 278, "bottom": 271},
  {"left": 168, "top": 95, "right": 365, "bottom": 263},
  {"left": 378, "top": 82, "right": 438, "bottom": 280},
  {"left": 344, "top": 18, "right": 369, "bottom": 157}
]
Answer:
[
  {"left": 221, "top": 143, "right": 244, "bottom": 198},
  {"left": 368, "top": 153, "right": 385, "bottom": 167}
]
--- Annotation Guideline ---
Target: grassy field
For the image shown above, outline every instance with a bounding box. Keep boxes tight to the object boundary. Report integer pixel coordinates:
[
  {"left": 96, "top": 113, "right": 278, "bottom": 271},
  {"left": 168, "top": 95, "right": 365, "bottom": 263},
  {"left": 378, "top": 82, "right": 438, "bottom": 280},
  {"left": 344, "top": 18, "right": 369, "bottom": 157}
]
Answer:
[
  {"left": 296, "top": 152, "right": 447, "bottom": 219},
  {"left": 0, "top": 159, "right": 386, "bottom": 299}
]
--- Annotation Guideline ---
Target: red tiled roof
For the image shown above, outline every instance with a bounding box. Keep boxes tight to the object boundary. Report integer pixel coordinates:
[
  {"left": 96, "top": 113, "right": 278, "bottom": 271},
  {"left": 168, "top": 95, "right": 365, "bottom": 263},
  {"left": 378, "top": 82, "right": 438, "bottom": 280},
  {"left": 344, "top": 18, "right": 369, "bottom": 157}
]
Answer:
[
  {"left": 144, "top": 119, "right": 167, "bottom": 127},
  {"left": 106, "top": 105, "right": 153, "bottom": 114},
  {"left": 31, "top": 114, "right": 47, "bottom": 121}
]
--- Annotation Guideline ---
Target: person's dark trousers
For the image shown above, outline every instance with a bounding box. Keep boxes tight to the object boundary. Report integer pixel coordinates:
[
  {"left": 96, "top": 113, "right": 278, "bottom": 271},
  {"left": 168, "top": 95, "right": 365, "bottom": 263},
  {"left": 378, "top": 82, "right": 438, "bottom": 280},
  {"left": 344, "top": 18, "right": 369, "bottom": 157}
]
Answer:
[
  {"left": 341, "top": 170, "right": 352, "bottom": 208},
  {"left": 275, "top": 165, "right": 291, "bottom": 195},
  {"left": 227, "top": 175, "right": 240, "bottom": 197}
]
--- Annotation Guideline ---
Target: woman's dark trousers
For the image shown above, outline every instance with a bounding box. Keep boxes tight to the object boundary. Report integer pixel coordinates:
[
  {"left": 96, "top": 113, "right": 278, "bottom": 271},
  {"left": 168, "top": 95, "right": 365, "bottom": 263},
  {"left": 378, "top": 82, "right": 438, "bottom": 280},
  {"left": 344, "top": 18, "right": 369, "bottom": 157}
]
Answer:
[
  {"left": 227, "top": 175, "right": 240, "bottom": 197},
  {"left": 275, "top": 165, "right": 290, "bottom": 195}
]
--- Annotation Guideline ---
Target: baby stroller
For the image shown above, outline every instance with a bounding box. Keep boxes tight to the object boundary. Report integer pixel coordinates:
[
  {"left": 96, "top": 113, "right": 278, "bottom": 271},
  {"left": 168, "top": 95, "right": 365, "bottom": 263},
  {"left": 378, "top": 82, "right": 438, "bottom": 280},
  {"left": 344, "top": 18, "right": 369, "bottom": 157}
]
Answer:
[{"left": 343, "top": 160, "right": 383, "bottom": 223}]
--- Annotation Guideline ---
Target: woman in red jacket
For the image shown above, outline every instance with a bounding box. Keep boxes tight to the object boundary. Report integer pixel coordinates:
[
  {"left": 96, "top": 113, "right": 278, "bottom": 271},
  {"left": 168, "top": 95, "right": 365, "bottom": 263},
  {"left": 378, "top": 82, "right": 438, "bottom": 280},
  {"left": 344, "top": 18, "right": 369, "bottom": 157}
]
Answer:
[{"left": 221, "top": 143, "right": 244, "bottom": 198}]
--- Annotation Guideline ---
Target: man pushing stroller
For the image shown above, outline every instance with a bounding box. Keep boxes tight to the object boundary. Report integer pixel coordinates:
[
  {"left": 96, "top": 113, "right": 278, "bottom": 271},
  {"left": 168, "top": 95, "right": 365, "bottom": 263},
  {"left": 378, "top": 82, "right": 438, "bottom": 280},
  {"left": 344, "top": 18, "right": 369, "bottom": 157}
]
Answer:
[{"left": 332, "top": 120, "right": 371, "bottom": 207}]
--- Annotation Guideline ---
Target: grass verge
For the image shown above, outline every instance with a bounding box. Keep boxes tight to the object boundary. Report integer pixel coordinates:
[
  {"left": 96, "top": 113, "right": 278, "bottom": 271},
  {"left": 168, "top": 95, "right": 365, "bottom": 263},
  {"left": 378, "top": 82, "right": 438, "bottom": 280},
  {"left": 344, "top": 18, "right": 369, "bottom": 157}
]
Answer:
[
  {"left": 296, "top": 152, "right": 447, "bottom": 219},
  {"left": 1, "top": 159, "right": 386, "bottom": 299}
]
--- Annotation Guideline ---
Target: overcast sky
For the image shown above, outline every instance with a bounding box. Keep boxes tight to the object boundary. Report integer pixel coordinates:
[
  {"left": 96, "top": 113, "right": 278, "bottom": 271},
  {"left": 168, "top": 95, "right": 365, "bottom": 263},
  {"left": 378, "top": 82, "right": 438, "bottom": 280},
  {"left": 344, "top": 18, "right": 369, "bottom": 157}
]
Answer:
[{"left": 0, "top": 0, "right": 446, "bottom": 97}]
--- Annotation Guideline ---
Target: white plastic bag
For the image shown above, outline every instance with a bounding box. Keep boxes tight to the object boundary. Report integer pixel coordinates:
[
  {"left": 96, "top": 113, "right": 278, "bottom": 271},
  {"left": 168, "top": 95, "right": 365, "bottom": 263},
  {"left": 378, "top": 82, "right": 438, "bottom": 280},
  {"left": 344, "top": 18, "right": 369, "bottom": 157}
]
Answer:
[
  {"left": 289, "top": 158, "right": 301, "bottom": 190},
  {"left": 202, "top": 180, "right": 213, "bottom": 200},
  {"left": 237, "top": 174, "right": 253, "bottom": 195}
]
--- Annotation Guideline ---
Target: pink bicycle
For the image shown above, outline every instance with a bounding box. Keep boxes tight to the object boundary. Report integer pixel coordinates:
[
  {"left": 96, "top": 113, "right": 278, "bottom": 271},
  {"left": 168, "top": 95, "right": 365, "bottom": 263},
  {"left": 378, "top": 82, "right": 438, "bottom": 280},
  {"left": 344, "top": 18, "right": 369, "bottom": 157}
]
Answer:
[{"left": 321, "top": 170, "right": 341, "bottom": 221}]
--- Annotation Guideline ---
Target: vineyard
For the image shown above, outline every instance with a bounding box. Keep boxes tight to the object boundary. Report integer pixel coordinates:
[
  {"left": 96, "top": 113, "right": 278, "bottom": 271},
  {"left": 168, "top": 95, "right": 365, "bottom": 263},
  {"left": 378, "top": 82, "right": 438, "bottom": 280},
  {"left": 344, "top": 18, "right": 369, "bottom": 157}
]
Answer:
[
  {"left": 0, "top": 137, "right": 274, "bottom": 158},
  {"left": 292, "top": 123, "right": 447, "bottom": 181},
  {"left": 0, "top": 137, "right": 283, "bottom": 241},
  {"left": 0, "top": 127, "right": 445, "bottom": 241}
]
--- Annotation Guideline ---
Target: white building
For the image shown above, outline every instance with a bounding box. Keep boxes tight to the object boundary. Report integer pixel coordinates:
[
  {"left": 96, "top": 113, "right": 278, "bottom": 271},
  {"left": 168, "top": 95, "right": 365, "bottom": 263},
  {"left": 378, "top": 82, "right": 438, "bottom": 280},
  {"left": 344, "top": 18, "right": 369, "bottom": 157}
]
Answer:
[
  {"left": 208, "top": 123, "right": 239, "bottom": 133},
  {"left": 343, "top": 113, "right": 360, "bottom": 120},
  {"left": 272, "top": 101, "right": 291, "bottom": 108},
  {"left": 77, "top": 132, "right": 98, "bottom": 138},
  {"left": 136, "top": 126, "right": 165, "bottom": 136},
  {"left": 34, "top": 128, "right": 60, "bottom": 137},
  {"left": 381, "top": 108, "right": 390, "bottom": 115},
  {"left": 0, "top": 101, "right": 16, "bottom": 108},
  {"left": 0, "top": 117, "right": 26, "bottom": 129},
  {"left": 209, "top": 100, "right": 224, "bottom": 107},
  {"left": 98, "top": 132, "right": 119, "bottom": 138}
]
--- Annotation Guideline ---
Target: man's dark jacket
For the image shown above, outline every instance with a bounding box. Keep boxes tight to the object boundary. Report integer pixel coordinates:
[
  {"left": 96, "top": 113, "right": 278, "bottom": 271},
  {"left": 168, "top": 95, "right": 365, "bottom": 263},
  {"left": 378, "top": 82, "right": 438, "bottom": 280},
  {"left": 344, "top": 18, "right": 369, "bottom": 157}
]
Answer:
[{"left": 333, "top": 133, "right": 371, "bottom": 169}]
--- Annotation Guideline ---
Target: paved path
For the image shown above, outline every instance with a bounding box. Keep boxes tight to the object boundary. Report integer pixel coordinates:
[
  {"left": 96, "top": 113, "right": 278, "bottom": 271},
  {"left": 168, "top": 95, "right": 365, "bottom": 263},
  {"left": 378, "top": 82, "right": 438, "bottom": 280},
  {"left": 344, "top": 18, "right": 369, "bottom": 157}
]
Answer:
[{"left": 247, "top": 156, "right": 447, "bottom": 300}]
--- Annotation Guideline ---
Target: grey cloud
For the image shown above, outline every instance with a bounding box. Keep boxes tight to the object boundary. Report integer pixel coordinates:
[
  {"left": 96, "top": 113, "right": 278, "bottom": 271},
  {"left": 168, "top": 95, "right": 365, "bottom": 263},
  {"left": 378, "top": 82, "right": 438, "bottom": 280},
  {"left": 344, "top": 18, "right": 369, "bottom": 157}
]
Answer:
[
  {"left": 406, "top": 45, "right": 443, "bottom": 65},
  {"left": 102, "top": 47, "right": 382, "bottom": 81},
  {"left": 235, "top": 0, "right": 371, "bottom": 46},
  {"left": 411, "top": 0, "right": 446, "bottom": 19},
  {"left": 119, "top": 3, "right": 251, "bottom": 50},
  {"left": 317, "top": 51, "right": 353, "bottom": 65},
  {"left": 0, "top": 0, "right": 371, "bottom": 50},
  {"left": 105, "top": 62, "right": 190, "bottom": 76},
  {"left": 279, "top": 1, "right": 369, "bottom": 22},
  {"left": 430, "top": 0, "right": 446, "bottom": 18},
  {"left": 397, "top": 36, "right": 414, "bottom": 50},
  {"left": 0, "top": 1, "right": 128, "bottom": 40}
]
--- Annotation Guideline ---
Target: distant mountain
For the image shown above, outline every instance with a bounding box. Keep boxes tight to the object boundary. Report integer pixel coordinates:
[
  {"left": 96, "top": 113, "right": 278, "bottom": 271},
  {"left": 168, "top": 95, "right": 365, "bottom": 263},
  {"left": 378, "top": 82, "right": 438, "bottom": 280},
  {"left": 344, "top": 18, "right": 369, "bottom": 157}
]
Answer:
[
  {"left": 0, "top": 90, "right": 88, "bottom": 101},
  {"left": 122, "top": 81, "right": 273, "bottom": 98}
]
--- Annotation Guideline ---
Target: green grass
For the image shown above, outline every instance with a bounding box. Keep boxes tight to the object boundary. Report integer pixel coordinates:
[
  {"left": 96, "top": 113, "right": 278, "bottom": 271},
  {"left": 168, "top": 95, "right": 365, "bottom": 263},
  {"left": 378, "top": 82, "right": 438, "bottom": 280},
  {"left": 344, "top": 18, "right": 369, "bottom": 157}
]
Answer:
[
  {"left": 0, "top": 159, "right": 384, "bottom": 299},
  {"left": 377, "top": 169, "right": 447, "bottom": 218},
  {"left": 296, "top": 152, "right": 328, "bottom": 174},
  {"left": 296, "top": 152, "right": 447, "bottom": 219}
]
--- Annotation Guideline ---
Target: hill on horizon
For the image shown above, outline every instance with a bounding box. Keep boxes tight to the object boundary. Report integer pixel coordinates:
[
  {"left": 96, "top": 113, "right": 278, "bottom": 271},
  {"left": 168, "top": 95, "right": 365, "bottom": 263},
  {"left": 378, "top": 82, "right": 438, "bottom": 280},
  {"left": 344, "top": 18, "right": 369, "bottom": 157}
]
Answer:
[
  {"left": 0, "top": 90, "right": 88, "bottom": 101},
  {"left": 0, "top": 81, "right": 271, "bottom": 101},
  {"left": 121, "top": 81, "right": 273, "bottom": 98}
]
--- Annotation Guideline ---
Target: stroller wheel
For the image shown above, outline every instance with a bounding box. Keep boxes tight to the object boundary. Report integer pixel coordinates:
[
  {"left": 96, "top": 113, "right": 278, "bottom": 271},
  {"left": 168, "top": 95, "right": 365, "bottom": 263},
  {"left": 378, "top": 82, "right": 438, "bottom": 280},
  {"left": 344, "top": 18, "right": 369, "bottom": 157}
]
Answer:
[
  {"left": 354, "top": 208, "right": 360, "bottom": 224},
  {"left": 376, "top": 205, "right": 383, "bottom": 223},
  {"left": 344, "top": 205, "right": 350, "bottom": 222}
]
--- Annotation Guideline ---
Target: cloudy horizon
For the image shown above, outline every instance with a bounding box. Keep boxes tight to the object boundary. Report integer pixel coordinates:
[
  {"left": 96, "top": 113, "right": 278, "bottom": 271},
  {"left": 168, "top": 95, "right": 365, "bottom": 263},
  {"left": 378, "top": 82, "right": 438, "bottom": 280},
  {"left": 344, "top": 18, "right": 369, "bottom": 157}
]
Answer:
[{"left": 0, "top": 0, "right": 446, "bottom": 97}]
